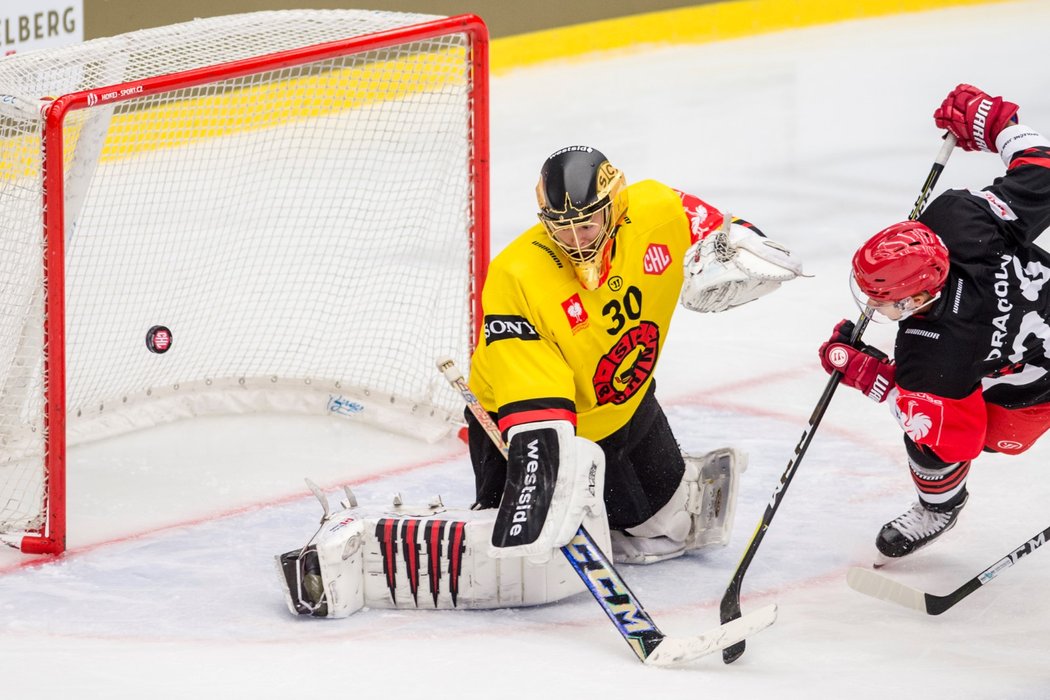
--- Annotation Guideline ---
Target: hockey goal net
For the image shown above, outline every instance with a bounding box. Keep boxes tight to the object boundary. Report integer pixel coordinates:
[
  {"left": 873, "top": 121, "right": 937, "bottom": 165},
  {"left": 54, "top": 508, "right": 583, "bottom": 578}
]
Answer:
[{"left": 0, "top": 10, "right": 489, "bottom": 554}]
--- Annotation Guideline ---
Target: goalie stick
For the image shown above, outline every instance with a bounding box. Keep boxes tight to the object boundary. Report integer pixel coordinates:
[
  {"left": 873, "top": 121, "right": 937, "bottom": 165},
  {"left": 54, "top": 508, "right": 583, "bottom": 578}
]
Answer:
[
  {"left": 436, "top": 357, "right": 777, "bottom": 667},
  {"left": 846, "top": 522, "right": 1050, "bottom": 615},
  {"left": 718, "top": 133, "right": 958, "bottom": 664}
]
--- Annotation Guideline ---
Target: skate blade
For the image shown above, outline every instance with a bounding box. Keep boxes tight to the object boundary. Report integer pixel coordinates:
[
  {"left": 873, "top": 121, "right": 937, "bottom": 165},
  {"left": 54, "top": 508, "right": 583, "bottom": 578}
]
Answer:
[
  {"left": 872, "top": 536, "right": 943, "bottom": 568},
  {"left": 872, "top": 552, "right": 894, "bottom": 569}
]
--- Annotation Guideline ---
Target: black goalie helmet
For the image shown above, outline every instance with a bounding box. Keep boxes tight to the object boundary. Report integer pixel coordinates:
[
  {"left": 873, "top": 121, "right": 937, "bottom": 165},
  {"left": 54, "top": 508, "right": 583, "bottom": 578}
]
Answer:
[{"left": 536, "top": 146, "right": 628, "bottom": 290}]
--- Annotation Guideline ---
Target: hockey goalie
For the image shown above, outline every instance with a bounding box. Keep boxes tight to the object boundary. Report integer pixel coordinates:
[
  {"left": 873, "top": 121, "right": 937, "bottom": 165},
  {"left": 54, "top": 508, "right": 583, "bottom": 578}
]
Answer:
[{"left": 277, "top": 144, "right": 800, "bottom": 618}]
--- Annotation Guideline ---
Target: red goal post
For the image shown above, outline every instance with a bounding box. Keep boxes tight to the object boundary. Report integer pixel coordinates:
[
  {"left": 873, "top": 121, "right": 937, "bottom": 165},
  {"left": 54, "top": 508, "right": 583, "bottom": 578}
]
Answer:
[{"left": 0, "top": 11, "right": 489, "bottom": 555}]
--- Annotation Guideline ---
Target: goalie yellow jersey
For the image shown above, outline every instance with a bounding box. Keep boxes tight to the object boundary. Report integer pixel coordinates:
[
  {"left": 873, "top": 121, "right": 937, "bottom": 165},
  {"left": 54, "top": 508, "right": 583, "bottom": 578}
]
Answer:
[{"left": 469, "top": 179, "right": 722, "bottom": 441}]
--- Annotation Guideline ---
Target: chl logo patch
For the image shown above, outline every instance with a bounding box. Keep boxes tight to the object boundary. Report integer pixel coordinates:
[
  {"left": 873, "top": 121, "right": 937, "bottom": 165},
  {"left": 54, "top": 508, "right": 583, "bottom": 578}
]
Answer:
[
  {"left": 483, "top": 315, "right": 539, "bottom": 345},
  {"left": 561, "top": 293, "right": 589, "bottom": 333},
  {"left": 643, "top": 244, "right": 671, "bottom": 275}
]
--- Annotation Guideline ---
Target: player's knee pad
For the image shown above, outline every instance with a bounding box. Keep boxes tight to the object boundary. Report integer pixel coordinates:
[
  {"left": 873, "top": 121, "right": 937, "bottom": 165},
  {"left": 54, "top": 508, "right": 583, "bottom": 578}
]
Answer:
[
  {"left": 276, "top": 494, "right": 612, "bottom": 618},
  {"left": 625, "top": 467, "right": 695, "bottom": 543},
  {"left": 619, "top": 447, "right": 745, "bottom": 563}
]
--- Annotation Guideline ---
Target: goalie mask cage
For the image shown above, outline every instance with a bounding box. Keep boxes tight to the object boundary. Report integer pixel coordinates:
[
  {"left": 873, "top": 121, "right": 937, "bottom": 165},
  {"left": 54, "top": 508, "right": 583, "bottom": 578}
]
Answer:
[{"left": 0, "top": 10, "right": 489, "bottom": 555}]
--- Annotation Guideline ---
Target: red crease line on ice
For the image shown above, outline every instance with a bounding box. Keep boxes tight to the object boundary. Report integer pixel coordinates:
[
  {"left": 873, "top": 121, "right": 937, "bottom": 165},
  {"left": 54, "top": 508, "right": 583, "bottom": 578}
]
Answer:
[
  {"left": 0, "top": 444, "right": 468, "bottom": 576},
  {"left": 0, "top": 362, "right": 900, "bottom": 575}
]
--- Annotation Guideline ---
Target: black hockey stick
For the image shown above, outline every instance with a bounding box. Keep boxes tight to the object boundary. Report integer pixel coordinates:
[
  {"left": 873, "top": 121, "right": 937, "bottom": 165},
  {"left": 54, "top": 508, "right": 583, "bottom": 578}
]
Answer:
[
  {"left": 719, "top": 133, "right": 957, "bottom": 664},
  {"left": 846, "top": 522, "right": 1050, "bottom": 614},
  {"left": 437, "top": 357, "right": 777, "bottom": 667}
]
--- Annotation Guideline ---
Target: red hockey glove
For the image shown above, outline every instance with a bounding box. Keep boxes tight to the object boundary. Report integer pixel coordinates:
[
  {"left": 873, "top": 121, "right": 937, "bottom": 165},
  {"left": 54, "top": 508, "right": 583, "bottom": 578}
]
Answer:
[
  {"left": 818, "top": 319, "right": 896, "bottom": 402},
  {"left": 934, "top": 83, "right": 1019, "bottom": 153}
]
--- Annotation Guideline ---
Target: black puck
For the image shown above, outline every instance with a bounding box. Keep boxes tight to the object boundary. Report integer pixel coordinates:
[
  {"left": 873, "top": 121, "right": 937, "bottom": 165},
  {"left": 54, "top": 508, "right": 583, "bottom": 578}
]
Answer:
[{"left": 146, "top": 325, "right": 173, "bottom": 354}]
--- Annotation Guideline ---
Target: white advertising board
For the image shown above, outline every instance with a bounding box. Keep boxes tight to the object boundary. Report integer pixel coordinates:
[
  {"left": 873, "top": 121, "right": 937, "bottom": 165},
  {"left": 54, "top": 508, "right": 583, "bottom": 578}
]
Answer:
[{"left": 2, "top": 1, "right": 84, "bottom": 55}]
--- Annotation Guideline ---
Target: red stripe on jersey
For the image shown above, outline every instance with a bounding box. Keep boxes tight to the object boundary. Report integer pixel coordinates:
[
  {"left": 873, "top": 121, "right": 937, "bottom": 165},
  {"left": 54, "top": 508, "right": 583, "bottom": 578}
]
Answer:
[
  {"left": 497, "top": 408, "right": 576, "bottom": 434},
  {"left": 1008, "top": 155, "right": 1050, "bottom": 170}
]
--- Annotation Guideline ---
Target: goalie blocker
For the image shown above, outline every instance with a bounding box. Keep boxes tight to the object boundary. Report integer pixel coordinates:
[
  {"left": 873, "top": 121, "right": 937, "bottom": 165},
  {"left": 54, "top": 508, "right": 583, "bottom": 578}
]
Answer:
[{"left": 277, "top": 447, "right": 744, "bottom": 617}]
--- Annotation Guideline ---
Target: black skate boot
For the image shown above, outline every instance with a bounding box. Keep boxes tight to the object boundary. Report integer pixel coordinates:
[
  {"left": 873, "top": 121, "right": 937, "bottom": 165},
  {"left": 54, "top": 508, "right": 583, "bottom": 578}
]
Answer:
[{"left": 874, "top": 492, "right": 968, "bottom": 565}]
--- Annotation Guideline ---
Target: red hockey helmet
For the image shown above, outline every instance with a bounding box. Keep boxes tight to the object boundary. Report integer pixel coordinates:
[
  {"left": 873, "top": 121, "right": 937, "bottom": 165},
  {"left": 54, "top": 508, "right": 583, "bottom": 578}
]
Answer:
[{"left": 851, "top": 221, "right": 950, "bottom": 302}]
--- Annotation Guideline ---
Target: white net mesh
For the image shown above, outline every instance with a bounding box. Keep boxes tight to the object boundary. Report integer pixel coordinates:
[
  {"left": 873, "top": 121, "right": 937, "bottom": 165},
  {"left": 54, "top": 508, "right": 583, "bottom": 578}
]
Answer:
[{"left": 0, "top": 10, "right": 483, "bottom": 540}]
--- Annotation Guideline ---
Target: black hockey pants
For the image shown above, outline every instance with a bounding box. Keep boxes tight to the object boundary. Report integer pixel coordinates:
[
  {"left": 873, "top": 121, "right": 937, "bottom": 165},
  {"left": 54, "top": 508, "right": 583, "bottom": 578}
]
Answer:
[{"left": 467, "top": 381, "right": 686, "bottom": 530}]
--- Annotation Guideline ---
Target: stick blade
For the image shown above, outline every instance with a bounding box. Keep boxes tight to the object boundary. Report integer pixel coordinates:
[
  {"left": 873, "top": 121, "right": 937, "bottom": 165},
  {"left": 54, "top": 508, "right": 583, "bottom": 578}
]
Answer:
[
  {"left": 846, "top": 566, "right": 928, "bottom": 612},
  {"left": 722, "top": 640, "right": 745, "bottom": 664},
  {"left": 643, "top": 604, "right": 777, "bottom": 668}
]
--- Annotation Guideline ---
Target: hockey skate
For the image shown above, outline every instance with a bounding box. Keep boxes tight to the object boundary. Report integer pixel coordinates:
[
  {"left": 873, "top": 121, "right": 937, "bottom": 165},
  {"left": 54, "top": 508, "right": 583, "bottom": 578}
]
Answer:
[
  {"left": 612, "top": 447, "right": 745, "bottom": 565},
  {"left": 873, "top": 493, "right": 968, "bottom": 567}
]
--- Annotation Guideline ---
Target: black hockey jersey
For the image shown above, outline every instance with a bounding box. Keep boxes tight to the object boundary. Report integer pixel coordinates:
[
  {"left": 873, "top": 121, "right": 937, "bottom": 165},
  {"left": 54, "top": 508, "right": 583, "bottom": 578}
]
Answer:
[{"left": 888, "top": 133, "right": 1050, "bottom": 462}]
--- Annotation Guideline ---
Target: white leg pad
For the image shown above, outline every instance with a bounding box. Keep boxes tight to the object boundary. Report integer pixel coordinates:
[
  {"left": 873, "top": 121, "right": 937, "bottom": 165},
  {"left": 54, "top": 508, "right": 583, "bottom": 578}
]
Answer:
[
  {"left": 688, "top": 447, "right": 745, "bottom": 549},
  {"left": 276, "top": 496, "right": 612, "bottom": 618},
  {"left": 613, "top": 447, "right": 745, "bottom": 564}
]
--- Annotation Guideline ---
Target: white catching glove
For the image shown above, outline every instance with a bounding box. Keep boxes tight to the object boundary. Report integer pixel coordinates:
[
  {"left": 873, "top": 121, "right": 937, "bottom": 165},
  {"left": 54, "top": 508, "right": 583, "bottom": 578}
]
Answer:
[{"left": 680, "top": 215, "right": 804, "bottom": 313}]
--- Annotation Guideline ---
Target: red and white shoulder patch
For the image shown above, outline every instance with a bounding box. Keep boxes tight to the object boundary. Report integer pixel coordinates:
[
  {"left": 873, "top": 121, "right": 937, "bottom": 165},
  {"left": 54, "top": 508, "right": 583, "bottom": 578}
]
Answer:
[{"left": 673, "top": 189, "right": 722, "bottom": 242}]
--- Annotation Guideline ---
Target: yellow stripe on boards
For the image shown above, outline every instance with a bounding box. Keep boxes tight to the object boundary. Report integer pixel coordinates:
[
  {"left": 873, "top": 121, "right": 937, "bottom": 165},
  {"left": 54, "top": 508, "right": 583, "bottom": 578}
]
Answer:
[
  {"left": 490, "top": 0, "right": 1010, "bottom": 74},
  {"left": 1, "top": 49, "right": 466, "bottom": 179},
  {"left": 97, "top": 49, "right": 466, "bottom": 161},
  {"left": 1, "top": 0, "right": 1008, "bottom": 179}
]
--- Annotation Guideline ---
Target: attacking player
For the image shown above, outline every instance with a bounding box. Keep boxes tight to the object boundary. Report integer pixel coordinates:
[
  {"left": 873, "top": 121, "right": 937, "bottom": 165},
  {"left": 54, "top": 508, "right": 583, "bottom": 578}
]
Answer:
[
  {"left": 466, "top": 145, "right": 803, "bottom": 566},
  {"left": 276, "top": 145, "right": 803, "bottom": 618},
  {"left": 819, "top": 84, "right": 1050, "bottom": 564}
]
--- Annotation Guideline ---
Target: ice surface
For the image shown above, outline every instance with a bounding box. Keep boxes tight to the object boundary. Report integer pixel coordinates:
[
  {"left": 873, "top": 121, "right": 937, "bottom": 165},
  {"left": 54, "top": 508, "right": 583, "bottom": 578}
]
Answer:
[{"left": 3, "top": 3, "right": 1049, "bottom": 697}]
